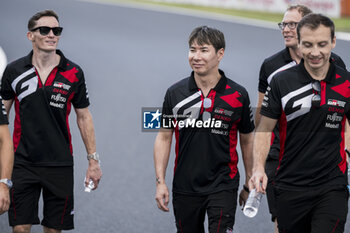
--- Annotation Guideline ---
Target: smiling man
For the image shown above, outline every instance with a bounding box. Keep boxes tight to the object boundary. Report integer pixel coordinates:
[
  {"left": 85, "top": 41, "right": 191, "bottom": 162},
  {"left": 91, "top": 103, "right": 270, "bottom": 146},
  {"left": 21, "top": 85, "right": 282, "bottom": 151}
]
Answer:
[
  {"left": 255, "top": 5, "right": 347, "bottom": 233},
  {"left": 1, "top": 10, "right": 102, "bottom": 233},
  {"left": 251, "top": 14, "right": 349, "bottom": 233},
  {"left": 154, "top": 26, "right": 255, "bottom": 233}
]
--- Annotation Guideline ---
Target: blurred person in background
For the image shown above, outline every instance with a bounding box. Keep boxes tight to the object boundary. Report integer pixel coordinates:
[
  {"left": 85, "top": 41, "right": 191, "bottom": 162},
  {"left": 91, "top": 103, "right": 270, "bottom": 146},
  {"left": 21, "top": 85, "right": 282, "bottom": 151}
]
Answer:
[{"left": 1, "top": 10, "right": 102, "bottom": 233}]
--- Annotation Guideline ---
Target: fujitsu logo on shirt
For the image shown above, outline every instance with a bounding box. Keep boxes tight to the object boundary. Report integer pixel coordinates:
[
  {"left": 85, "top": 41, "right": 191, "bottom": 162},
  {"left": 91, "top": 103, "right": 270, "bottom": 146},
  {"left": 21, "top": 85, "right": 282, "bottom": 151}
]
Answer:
[
  {"left": 51, "top": 93, "right": 67, "bottom": 103},
  {"left": 326, "top": 112, "right": 343, "bottom": 123}
]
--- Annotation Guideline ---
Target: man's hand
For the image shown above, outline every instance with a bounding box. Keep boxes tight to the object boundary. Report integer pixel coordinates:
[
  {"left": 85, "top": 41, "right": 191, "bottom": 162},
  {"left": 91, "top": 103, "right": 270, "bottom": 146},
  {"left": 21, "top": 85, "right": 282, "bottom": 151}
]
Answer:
[
  {"left": 155, "top": 183, "right": 169, "bottom": 212},
  {"left": 249, "top": 167, "right": 268, "bottom": 194},
  {"left": 239, "top": 188, "right": 249, "bottom": 209},
  {"left": 0, "top": 184, "right": 10, "bottom": 215},
  {"left": 85, "top": 159, "right": 102, "bottom": 190}
]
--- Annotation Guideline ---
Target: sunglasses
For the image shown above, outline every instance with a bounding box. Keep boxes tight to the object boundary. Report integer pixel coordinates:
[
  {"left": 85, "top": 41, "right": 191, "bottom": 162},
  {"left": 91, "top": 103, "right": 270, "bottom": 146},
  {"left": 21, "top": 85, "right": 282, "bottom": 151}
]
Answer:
[
  {"left": 31, "top": 26, "right": 63, "bottom": 36},
  {"left": 202, "top": 97, "right": 212, "bottom": 121},
  {"left": 278, "top": 22, "right": 298, "bottom": 30},
  {"left": 311, "top": 81, "right": 321, "bottom": 108}
]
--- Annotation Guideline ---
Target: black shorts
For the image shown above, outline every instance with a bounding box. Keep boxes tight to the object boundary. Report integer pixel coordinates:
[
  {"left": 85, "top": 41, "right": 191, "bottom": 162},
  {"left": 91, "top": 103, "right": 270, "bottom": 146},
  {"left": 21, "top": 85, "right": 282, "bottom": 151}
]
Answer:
[
  {"left": 265, "top": 157, "right": 279, "bottom": 222},
  {"left": 8, "top": 164, "right": 74, "bottom": 230},
  {"left": 275, "top": 185, "right": 349, "bottom": 233},
  {"left": 172, "top": 189, "right": 237, "bottom": 233}
]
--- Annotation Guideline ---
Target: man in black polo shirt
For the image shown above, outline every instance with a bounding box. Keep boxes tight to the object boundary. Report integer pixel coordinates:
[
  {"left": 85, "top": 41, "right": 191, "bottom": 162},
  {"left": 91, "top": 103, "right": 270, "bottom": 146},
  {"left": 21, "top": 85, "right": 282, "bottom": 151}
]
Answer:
[
  {"left": 1, "top": 10, "right": 102, "bottom": 233},
  {"left": 251, "top": 14, "right": 349, "bottom": 233},
  {"left": 255, "top": 5, "right": 347, "bottom": 233},
  {"left": 154, "top": 26, "right": 255, "bottom": 233}
]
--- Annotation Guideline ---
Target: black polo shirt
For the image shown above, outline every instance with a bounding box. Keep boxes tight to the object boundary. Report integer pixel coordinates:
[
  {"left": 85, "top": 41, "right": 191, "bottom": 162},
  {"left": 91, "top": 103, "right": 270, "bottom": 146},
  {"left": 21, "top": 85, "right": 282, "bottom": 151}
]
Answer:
[
  {"left": 162, "top": 70, "right": 255, "bottom": 195},
  {"left": 261, "top": 59, "right": 349, "bottom": 190},
  {"left": 259, "top": 48, "right": 346, "bottom": 161},
  {"left": 1, "top": 50, "right": 90, "bottom": 166}
]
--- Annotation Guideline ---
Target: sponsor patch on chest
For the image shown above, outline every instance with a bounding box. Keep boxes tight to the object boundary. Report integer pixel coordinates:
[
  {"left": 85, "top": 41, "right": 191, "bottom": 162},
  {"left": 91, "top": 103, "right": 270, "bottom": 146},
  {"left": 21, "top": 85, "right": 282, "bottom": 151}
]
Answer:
[
  {"left": 327, "top": 99, "right": 345, "bottom": 107},
  {"left": 214, "top": 107, "right": 234, "bottom": 117},
  {"left": 53, "top": 81, "right": 71, "bottom": 90}
]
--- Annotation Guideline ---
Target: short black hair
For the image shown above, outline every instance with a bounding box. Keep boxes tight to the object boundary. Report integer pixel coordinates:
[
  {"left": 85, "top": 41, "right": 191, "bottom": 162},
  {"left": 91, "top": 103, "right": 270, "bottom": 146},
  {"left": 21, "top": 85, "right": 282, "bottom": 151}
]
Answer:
[
  {"left": 28, "top": 10, "right": 59, "bottom": 31},
  {"left": 188, "top": 26, "right": 225, "bottom": 52},
  {"left": 297, "top": 13, "right": 335, "bottom": 43}
]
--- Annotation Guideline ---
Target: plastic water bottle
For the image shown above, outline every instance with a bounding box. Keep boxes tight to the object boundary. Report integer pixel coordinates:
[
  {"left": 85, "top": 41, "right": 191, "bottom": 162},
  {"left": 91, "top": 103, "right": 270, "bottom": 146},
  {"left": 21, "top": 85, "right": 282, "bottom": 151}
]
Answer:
[
  {"left": 84, "top": 178, "right": 95, "bottom": 192},
  {"left": 243, "top": 189, "right": 263, "bottom": 218}
]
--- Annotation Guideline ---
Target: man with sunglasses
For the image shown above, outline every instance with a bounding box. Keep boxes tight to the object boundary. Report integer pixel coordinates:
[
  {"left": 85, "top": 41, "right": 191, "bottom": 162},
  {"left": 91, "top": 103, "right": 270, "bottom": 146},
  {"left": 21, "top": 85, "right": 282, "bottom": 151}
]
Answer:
[
  {"left": 1, "top": 10, "right": 102, "bottom": 233},
  {"left": 255, "top": 5, "right": 347, "bottom": 233},
  {"left": 251, "top": 13, "right": 349, "bottom": 233},
  {"left": 154, "top": 26, "right": 255, "bottom": 233}
]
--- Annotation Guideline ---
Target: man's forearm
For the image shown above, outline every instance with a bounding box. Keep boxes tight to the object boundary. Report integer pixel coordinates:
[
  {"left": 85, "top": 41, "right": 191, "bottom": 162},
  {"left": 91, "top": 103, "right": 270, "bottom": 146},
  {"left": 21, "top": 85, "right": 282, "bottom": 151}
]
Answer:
[
  {"left": 240, "top": 133, "right": 254, "bottom": 185},
  {"left": 0, "top": 147, "right": 13, "bottom": 180},
  {"left": 154, "top": 148, "right": 170, "bottom": 184},
  {"left": 77, "top": 111, "right": 96, "bottom": 154},
  {"left": 154, "top": 131, "right": 172, "bottom": 184},
  {"left": 254, "top": 92, "right": 265, "bottom": 127},
  {"left": 0, "top": 126, "right": 13, "bottom": 179},
  {"left": 253, "top": 131, "right": 272, "bottom": 171},
  {"left": 344, "top": 120, "right": 350, "bottom": 152},
  {"left": 3, "top": 99, "right": 13, "bottom": 120}
]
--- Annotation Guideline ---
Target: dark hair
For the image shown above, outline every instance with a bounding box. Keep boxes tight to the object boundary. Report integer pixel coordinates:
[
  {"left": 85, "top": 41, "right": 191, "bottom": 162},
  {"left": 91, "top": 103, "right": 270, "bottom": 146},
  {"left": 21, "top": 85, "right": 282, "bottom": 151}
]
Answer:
[
  {"left": 28, "top": 10, "right": 59, "bottom": 31},
  {"left": 188, "top": 26, "right": 225, "bottom": 52},
  {"left": 297, "top": 13, "right": 335, "bottom": 43},
  {"left": 286, "top": 4, "right": 312, "bottom": 17}
]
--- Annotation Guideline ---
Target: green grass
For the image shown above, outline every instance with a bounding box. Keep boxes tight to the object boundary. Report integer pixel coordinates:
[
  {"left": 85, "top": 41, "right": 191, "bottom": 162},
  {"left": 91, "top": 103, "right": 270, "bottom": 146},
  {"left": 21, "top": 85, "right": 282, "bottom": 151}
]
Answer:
[{"left": 100, "top": 0, "right": 350, "bottom": 32}]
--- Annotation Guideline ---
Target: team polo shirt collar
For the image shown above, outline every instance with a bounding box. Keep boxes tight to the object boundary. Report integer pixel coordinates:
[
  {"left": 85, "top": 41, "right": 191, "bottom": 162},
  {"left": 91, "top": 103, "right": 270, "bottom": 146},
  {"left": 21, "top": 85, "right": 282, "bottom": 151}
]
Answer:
[
  {"left": 298, "top": 58, "right": 336, "bottom": 84},
  {"left": 23, "top": 50, "right": 68, "bottom": 71},
  {"left": 188, "top": 69, "right": 228, "bottom": 93},
  {"left": 282, "top": 47, "right": 294, "bottom": 63}
]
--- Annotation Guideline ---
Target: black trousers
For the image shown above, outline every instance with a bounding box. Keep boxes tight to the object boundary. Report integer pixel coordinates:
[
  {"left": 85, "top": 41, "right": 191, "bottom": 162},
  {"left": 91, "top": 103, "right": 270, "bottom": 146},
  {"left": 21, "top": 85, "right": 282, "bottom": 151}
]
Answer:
[
  {"left": 275, "top": 185, "right": 349, "bottom": 233},
  {"left": 173, "top": 189, "right": 237, "bottom": 233}
]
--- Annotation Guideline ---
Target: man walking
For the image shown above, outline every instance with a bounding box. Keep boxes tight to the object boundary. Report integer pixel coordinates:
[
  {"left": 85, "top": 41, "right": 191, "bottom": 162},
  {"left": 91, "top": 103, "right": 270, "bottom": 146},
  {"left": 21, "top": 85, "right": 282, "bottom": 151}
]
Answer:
[
  {"left": 251, "top": 13, "right": 349, "bottom": 233},
  {"left": 255, "top": 5, "right": 346, "bottom": 232},
  {"left": 154, "top": 26, "right": 254, "bottom": 233},
  {"left": 1, "top": 10, "right": 102, "bottom": 233}
]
